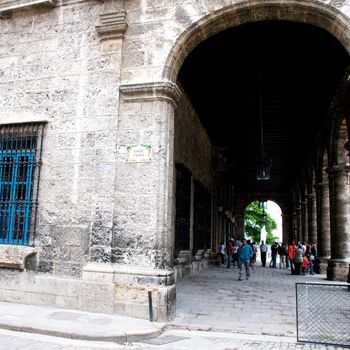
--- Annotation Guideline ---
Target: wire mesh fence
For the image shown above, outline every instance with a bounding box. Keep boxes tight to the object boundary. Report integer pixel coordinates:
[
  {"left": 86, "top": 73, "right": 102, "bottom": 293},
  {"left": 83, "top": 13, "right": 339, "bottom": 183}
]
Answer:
[{"left": 296, "top": 282, "right": 350, "bottom": 347}]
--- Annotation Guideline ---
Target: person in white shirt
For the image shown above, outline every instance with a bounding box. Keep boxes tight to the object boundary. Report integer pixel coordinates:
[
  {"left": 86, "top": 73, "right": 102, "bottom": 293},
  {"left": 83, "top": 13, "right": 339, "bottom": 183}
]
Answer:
[{"left": 260, "top": 240, "right": 268, "bottom": 267}]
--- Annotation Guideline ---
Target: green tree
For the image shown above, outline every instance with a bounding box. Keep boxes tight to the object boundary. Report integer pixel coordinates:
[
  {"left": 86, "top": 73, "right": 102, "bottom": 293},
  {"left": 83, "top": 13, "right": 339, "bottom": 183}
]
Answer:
[{"left": 244, "top": 201, "right": 278, "bottom": 244}]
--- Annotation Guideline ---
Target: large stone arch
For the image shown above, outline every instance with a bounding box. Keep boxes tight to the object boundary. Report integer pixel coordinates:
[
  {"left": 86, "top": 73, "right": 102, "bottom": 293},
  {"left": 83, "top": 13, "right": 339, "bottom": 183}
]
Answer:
[{"left": 162, "top": 0, "right": 350, "bottom": 83}]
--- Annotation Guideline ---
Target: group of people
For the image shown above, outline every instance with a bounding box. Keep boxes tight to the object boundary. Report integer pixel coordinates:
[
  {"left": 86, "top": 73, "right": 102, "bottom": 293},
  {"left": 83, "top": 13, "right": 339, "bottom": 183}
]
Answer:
[
  {"left": 286, "top": 241, "right": 318, "bottom": 275},
  {"left": 261, "top": 240, "right": 319, "bottom": 275},
  {"left": 218, "top": 238, "right": 319, "bottom": 280},
  {"left": 218, "top": 238, "right": 257, "bottom": 280},
  {"left": 260, "top": 240, "right": 288, "bottom": 269}
]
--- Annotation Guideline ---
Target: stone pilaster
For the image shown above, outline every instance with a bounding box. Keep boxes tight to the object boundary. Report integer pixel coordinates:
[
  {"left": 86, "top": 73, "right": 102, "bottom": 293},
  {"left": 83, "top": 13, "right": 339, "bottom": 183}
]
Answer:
[
  {"left": 282, "top": 213, "right": 291, "bottom": 244},
  {"left": 307, "top": 193, "right": 317, "bottom": 244},
  {"left": 327, "top": 165, "right": 350, "bottom": 281},
  {"left": 88, "top": 6, "right": 128, "bottom": 266},
  {"left": 295, "top": 206, "right": 302, "bottom": 243},
  {"left": 301, "top": 200, "right": 308, "bottom": 243}
]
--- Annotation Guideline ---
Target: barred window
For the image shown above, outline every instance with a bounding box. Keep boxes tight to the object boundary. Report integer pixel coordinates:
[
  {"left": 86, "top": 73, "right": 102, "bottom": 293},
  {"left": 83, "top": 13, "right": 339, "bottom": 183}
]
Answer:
[{"left": 0, "top": 123, "right": 44, "bottom": 245}]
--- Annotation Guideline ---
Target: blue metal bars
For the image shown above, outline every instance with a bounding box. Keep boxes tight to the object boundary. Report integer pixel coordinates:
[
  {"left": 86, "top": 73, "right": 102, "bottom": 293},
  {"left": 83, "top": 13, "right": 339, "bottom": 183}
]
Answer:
[{"left": 0, "top": 124, "right": 44, "bottom": 245}]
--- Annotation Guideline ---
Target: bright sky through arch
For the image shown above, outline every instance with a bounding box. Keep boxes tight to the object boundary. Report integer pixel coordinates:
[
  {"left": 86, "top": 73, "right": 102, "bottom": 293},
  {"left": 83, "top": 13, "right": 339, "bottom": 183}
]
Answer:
[{"left": 266, "top": 201, "right": 282, "bottom": 242}]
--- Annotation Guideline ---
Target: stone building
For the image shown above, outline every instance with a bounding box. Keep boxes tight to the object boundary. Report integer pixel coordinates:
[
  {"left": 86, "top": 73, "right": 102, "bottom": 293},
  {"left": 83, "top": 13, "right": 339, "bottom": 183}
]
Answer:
[{"left": 0, "top": 0, "right": 349, "bottom": 321}]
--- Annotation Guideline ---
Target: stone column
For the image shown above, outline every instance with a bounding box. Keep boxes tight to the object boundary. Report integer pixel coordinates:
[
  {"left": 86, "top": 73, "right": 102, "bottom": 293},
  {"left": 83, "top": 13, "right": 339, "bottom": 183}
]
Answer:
[
  {"left": 296, "top": 206, "right": 302, "bottom": 243},
  {"left": 307, "top": 193, "right": 317, "bottom": 244},
  {"left": 315, "top": 182, "right": 331, "bottom": 259},
  {"left": 234, "top": 214, "right": 245, "bottom": 240},
  {"left": 327, "top": 165, "right": 350, "bottom": 281},
  {"left": 282, "top": 213, "right": 291, "bottom": 244},
  {"left": 301, "top": 200, "right": 308, "bottom": 243}
]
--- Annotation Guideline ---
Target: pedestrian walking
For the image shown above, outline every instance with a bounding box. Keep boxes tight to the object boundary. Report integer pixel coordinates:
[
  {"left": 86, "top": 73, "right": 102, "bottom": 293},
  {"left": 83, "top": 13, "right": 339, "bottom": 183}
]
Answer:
[
  {"left": 288, "top": 241, "right": 296, "bottom": 274},
  {"left": 270, "top": 242, "right": 279, "bottom": 268},
  {"left": 232, "top": 242, "right": 239, "bottom": 268},
  {"left": 218, "top": 241, "right": 225, "bottom": 264},
  {"left": 294, "top": 244, "right": 304, "bottom": 275},
  {"left": 260, "top": 240, "right": 268, "bottom": 267},
  {"left": 227, "top": 239, "right": 234, "bottom": 268},
  {"left": 278, "top": 242, "right": 287, "bottom": 269},
  {"left": 237, "top": 238, "right": 254, "bottom": 281}
]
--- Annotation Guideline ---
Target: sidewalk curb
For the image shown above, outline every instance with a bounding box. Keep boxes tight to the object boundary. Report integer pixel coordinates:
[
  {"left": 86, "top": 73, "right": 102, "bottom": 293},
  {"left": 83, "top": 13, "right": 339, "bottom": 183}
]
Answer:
[{"left": 0, "top": 321, "right": 165, "bottom": 344}]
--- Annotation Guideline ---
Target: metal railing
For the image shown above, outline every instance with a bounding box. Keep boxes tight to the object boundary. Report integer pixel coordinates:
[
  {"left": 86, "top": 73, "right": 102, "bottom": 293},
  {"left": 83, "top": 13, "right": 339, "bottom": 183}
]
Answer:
[{"left": 296, "top": 282, "right": 350, "bottom": 347}]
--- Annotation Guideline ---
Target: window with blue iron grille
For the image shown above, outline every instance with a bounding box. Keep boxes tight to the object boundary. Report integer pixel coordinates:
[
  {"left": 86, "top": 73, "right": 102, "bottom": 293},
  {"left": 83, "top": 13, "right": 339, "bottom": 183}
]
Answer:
[{"left": 0, "top": 123, "right": 44, "bottom": 246}]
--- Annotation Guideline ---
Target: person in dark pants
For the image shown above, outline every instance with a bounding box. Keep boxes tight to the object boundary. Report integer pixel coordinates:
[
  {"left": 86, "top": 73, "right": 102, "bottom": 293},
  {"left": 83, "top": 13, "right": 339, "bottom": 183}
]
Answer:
[
  {"left": 226, "top": 239, "right": 234, "bottom": 268},
  {"left": 260, "top": 240, "right": 268, "bottom": 267},
  {"left": 218, "top": 241, "right": 225, "bottom": 264},
  {"left": 270, "top": 242, "right": 279, "bottom": 268}
]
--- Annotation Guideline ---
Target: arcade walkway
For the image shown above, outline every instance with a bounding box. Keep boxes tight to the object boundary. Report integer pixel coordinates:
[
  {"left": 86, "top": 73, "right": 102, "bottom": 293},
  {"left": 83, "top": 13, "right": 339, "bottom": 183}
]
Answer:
[{"left": 171, "top": 264, "right": 332, "bottom": 337}]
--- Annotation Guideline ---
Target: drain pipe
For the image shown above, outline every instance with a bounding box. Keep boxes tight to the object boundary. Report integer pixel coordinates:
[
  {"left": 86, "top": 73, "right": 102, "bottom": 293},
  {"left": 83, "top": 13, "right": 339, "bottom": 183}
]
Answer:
[{"left": 148, "top": 290, "right": 154, "bottom": 322}]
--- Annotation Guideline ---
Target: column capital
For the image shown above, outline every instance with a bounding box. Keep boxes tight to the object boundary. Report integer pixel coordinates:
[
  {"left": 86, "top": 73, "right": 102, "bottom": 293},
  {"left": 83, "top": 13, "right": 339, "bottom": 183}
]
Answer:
[{"left": 120, "top": 81, "right": 182, "bottom": 108}]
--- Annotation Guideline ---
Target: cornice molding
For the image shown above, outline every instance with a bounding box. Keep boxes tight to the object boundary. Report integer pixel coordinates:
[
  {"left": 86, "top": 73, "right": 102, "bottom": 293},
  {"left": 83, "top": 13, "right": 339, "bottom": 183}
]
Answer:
[
  {"left": 96, "top": 11, "right": 128, "bottom": 41},
  {"left": 0, "top": 0, "right": 56, "bottom": 14},
  {"left": 120, "top": 81, "right": 182, "bottom": 107}
]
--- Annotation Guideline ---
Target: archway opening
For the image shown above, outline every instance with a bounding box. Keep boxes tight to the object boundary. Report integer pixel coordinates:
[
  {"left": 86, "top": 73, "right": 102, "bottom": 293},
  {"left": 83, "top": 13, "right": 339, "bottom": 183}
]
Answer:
[
  {"left": 244, "top": 200, "right": 281, "bottom": 244},
  {"left": 178, "top": 20, "right": 349, "bottom": 194},
  {"left": 174, "top": 20, "right": 349, "bottom": 256}
]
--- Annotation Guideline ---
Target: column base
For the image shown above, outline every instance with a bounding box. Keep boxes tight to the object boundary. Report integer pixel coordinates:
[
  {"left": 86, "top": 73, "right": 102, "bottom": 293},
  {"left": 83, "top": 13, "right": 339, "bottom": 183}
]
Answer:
[
  {"left": 174, "top": 250, "right": 192, "bottom": 280},
  {"left": 317, "top": 257, "right": 330, "bottom": 274},
  {"left": 81, "top": 264, "right": 176, "bottom": 321},
  {"left": 174, "top": 250, "right": 209, "bottom": 280},
  {"left": 326, "top": 260, "right": 350, "bottom": 282}
]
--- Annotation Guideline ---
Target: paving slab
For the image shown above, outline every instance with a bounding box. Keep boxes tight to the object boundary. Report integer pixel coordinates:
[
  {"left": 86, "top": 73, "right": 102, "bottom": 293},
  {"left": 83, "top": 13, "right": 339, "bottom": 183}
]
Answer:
[
  {"left": 0, "top": 301, "right": 164, "bottom": 343},
  {"left": 171, "top": 264, "right": 341, "bottom": 337}
]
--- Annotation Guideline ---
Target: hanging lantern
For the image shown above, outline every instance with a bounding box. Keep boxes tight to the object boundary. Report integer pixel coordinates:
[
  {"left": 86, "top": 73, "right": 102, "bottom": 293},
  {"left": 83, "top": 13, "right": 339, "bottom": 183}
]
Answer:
[{"left": 256, "top": 159, "right": 272, "bottom": 181}]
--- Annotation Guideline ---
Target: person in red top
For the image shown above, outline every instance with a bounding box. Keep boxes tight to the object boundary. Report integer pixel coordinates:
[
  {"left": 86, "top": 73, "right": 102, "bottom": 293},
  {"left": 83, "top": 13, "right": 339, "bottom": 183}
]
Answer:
[
  {"left": 302, "top": 255, "right": 310, "bottom": 275},
  {"left": 288, "top": 241, "right": 296, "bottom": 274}
]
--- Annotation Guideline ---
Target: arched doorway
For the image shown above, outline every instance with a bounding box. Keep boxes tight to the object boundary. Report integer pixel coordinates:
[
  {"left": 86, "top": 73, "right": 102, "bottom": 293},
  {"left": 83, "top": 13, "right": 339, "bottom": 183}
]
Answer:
[{"left": 170, "top": 6, "right": 350, "bottom": 283}]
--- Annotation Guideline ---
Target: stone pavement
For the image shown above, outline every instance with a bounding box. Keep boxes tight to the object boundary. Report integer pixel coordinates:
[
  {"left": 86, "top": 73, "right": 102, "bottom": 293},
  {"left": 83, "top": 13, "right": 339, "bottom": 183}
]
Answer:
[
  {"left": 0, "top": 301, "right": 163, "bottom": 343},
  {"left": 0, "top": 264, "right": 349, "bottom": 349},
  {"left": 170, "top": 264, "right": 343, "bottom": 337}
]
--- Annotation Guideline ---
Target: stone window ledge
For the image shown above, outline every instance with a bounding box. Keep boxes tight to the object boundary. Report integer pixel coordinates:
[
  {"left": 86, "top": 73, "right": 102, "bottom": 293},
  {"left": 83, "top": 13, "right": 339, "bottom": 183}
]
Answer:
[
  {"left": 0, "top": 245, "right": 37, "bottom": 270},
  {"left": 0, "top": 0, "right": 56, "bottom": 14}
]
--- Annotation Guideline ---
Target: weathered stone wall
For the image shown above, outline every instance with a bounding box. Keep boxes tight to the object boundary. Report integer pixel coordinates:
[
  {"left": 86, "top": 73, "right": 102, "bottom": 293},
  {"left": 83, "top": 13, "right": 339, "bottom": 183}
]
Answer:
[
  {"left": 0, "top": 0, "right": 119, "bottom": 277},
  {"left": 174, "top": 94, "right": 212, "bottom": 190}
]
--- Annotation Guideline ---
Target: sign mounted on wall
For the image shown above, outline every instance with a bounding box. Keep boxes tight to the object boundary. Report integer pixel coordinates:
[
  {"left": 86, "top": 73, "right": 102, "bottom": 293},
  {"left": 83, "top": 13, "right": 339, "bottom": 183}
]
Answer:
[{"left": 126, "top": 144, "right": 153, "bottom": 162}]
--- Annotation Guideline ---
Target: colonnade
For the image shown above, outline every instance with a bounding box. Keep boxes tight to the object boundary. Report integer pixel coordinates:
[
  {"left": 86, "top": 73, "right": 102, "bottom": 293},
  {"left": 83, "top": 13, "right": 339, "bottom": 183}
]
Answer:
[{"left": 292, "top": 164, "right": 350, "bottom": 281}]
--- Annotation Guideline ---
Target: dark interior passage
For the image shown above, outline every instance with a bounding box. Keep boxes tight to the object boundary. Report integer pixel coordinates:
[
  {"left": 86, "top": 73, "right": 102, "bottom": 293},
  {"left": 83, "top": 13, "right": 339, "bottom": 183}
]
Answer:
[{"left": 178, "top": 21, "right": 349, "bottom": 193}]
